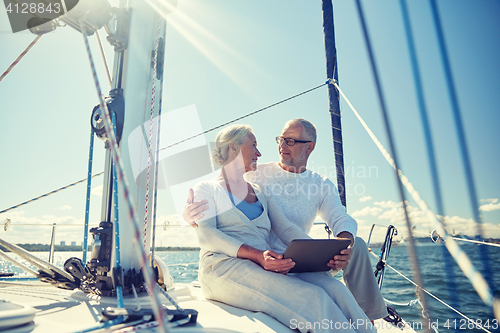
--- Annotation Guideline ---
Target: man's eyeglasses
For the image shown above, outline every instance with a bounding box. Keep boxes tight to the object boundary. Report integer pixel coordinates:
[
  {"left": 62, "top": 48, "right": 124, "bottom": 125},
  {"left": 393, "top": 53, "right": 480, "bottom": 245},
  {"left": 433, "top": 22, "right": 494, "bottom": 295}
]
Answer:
[{"left": 276, "top": 136, "right": 312, "bottom": 146}]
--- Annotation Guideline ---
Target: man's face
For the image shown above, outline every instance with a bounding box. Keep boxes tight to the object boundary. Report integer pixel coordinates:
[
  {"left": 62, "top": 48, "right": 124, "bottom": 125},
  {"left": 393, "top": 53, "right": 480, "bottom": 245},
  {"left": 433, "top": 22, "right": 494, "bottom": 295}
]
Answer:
[{"left": 278, "top": 122, "right": 313, "bottom": 170}]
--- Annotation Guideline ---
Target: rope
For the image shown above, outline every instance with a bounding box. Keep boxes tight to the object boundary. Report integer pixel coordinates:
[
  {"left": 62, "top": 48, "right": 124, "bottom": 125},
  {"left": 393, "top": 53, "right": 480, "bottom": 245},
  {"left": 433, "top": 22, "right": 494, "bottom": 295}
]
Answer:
[
  {"left": 384, "top": 298, "right": 419, "bottom": 307},
  {"left": 95, "top": 30, "right": 112, "bottom": 86},
  {"left": 82, "top": 130, "right": 95, "bottom": 264},
  {"left": 113, "top": 321, "right": 159, "bottom": 333},
  {"left": 158, "top": 81, "right": 328, "bottom": 152},
  {"left": 0, "top": 35, "right": 42, "bottom": 83},
  {"left": 151, "top": 21, "right": 167, "bottom": 265},
  {"left": 70, "top": 317, "right": 126, "bottom": 333},
  {"left": 112, "top": 112, "right": 124, "bottom": 309},
  {"left": 155, "top": 283, "right": 182, "bottom": 311},
  {"left": 131, "top": 284, "right": 141, "bottom": 311},
  {"left": 333, "top": 80, "right": 500, "bottom": 319},
  {"left": 369, "top": 251, "right": 493, "bottom": 333},
  {"left": 143, "top": 18, "right": 162, "bottom": 250},
  {"left": 428, "top": 0, "right": 493, "bottom": 292},
  {"left": 398, "top": 0, "right": 460, "bottom": 319},
  {"left": 0, "top": 173, "right": 103, "bottom": 215},
  {"left": 79, "top": 19, "right": 168, "bottom": 333},
  {"left": 354, "top": 2, "right": 431, "bottom": 330}
]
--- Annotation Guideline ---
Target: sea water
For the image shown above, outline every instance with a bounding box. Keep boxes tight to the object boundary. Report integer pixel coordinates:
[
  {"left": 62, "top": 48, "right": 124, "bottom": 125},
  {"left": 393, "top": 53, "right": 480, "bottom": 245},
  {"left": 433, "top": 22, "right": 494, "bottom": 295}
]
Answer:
[{"left": 1, "top": 243, "right": 499, "bottom": 332}]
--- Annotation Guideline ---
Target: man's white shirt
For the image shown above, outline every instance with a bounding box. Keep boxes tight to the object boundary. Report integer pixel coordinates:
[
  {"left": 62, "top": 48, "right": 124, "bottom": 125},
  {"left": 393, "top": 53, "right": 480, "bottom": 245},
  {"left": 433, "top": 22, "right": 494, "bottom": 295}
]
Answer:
[{"left": 245, "top": 162, "right": 357, "bottom": 253}]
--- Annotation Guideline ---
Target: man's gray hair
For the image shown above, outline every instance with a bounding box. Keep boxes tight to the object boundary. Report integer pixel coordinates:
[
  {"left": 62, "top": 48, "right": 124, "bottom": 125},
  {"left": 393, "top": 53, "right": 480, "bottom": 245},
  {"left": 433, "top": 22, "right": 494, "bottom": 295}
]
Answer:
[
  {"left": 288, "top": 118, "right": 317, "bottom": 143},
  {"left": 212, "top": 124, "right": 253, "bottom": 166}
]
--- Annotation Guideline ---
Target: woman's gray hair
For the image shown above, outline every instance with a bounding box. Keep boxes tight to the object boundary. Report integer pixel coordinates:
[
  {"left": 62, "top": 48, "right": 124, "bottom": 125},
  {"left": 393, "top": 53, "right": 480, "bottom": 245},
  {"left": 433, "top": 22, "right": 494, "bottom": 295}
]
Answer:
[
  {"left": 212, "top": 124, "right": 254, "bottom": 166},
  {"left": 287, "top": 118, "right": 317, "bottom": 143}
]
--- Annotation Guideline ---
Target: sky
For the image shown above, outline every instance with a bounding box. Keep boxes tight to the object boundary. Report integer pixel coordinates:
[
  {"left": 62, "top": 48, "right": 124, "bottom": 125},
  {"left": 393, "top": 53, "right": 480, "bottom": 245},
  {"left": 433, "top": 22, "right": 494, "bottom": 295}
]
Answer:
[{"left": 0, "top": 0, "right": 499, "bottom": 249}]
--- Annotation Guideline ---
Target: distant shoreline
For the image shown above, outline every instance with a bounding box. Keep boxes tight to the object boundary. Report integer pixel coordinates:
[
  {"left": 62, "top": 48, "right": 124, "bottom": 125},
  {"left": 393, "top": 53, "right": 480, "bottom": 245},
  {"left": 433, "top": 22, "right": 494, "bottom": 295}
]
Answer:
[{"left": 0, "top": 244, "right": 200, "bottom": 252}]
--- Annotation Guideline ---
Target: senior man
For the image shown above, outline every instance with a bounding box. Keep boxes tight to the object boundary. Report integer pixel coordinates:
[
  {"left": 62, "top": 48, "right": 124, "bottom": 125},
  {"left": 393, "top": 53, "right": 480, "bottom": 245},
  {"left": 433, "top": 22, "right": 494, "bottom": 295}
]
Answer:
[{"left": 184, "top": 118, "right": 387, "bottom": 322}]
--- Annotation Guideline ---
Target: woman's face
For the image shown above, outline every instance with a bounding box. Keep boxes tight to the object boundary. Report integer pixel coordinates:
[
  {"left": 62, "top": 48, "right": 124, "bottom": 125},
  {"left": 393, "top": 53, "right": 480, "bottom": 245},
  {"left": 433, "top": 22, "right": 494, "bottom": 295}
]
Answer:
[{"left": 239, "top": 132, "right": 261, "bottom": 172}]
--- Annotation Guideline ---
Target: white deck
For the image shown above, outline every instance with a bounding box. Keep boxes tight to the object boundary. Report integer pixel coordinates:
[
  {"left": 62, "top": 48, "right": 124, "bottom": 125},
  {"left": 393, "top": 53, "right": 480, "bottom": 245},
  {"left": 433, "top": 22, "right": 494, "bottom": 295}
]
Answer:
[{"left": 0, "top": 279, "right": 416, "bottom": 333}]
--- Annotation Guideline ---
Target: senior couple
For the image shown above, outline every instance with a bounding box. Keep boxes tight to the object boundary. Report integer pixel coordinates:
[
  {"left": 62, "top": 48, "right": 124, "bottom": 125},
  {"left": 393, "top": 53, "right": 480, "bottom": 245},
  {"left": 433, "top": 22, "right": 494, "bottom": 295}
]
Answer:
[{"left": 183, "top": 119, "right": 386, "bottom": 332}]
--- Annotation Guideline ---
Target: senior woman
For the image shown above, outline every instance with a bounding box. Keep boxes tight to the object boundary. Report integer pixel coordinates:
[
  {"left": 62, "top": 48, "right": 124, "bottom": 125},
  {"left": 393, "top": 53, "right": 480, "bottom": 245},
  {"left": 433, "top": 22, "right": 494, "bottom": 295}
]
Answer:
[{"left": 193, "top": 124, "right": 375, "bottom": 333}]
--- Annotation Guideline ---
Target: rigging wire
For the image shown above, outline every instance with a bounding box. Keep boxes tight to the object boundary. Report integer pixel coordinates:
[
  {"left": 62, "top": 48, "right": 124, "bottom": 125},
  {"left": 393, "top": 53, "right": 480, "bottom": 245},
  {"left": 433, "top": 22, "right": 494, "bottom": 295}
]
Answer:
[
  {"left": 0, "top": 173, "right": 104, "bottom": 215},
  {"left": 0, "top": 35, "right": 42, "bottom": 84},
  {"left": 333, "top": 80, "right": 500, "bottom": 320},
  {"left": 82, "top": 130, "right": 95, "bottom": 264},
  {"left": 369, "top": 252, "right": 494, "bottom": 333},
  {"left": 398, "top": 0, "right": 460, "bottom": 321},
  {"left": 158, "top": 81, "right": 328, "bottom": 152},
  {"left": 95, "top": 30, "right": 112, "bottom": 86},
  {"left": 79, "top": 18, "right": 168, "bottom": 333},
  {"left": 428, "top": 0, "right": 494, "bottom": 293},
  {"left": 412, "top": 230, "right": 500, "bottom": 248},
  {"left": 353, "top": 1, "right": 431, "bottom": 330},
  {"left": 0, "top": 81, "right": 327, "bottom": 217}
]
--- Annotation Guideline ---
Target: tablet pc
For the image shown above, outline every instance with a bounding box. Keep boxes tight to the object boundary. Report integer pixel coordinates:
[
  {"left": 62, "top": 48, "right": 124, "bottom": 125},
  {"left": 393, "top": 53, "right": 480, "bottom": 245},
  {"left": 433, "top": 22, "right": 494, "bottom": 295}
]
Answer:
[{"left": 283, "top": 239, "right": 351, "bottom": 273}]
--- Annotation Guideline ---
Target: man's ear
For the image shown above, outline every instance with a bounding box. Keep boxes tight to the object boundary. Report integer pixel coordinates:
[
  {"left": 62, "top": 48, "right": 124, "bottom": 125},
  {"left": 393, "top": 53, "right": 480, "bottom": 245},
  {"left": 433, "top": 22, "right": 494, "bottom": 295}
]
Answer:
[{"left": 306, "top": 141, "right": 315, "bottom": 155}]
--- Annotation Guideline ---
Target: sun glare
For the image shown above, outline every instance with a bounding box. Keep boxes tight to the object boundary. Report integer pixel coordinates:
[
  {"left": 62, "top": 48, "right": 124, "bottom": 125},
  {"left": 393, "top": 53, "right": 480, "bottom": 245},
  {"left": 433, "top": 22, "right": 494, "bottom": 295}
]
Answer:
[{"left": 145, "top": 0, "right": 269, "bottom": 99}]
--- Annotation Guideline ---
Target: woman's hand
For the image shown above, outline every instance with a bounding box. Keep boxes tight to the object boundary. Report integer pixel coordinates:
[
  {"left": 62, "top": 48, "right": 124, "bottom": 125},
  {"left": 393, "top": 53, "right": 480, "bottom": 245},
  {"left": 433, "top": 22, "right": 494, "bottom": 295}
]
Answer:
[
  {"left": 237, "top": 245, "right": 294, "bottom": 274},
  {"left": 259, "top": 250, "right": 295, "bottom": 274}
]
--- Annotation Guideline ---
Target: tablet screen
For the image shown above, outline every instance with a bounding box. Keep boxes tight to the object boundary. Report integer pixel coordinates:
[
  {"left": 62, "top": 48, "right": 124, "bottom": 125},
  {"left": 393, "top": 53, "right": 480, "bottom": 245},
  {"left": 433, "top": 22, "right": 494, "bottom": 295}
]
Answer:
[{"left": 283, "top": 239, "right": 351, "bottom": 273}]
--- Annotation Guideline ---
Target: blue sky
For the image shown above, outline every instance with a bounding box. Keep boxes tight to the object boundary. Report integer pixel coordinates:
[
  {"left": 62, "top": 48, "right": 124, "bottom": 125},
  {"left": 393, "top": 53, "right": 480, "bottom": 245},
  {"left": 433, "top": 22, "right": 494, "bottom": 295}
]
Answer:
[{"left": 0, "top": 0, "right": 499, "bottom": 247}]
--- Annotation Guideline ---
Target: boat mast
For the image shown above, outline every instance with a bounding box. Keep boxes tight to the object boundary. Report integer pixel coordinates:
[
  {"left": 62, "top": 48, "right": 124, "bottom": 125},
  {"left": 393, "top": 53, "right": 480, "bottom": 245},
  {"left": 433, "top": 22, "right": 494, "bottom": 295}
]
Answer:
[
  {"left": 86, "top": 0, "right": 168, "bottom": 295},
  {"left": 322, "top": 0, "right": 346, "bottom": 207}
]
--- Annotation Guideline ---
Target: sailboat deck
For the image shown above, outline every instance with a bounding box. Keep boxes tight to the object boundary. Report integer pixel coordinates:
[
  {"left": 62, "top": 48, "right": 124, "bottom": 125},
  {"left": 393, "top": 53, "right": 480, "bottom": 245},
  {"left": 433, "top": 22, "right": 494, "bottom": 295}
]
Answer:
[{"left": 0, "top": 280, "right": 415, "bottom": 333}]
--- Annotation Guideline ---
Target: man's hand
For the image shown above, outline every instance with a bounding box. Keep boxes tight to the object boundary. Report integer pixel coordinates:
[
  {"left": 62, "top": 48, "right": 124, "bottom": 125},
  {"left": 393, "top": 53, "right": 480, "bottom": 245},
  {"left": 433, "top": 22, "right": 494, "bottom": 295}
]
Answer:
[
  {"left": 327, "top": 247, "right": 352, "bottom": 271},
  {"left": 259, "top": 250, "right": 295, "bottom": 274},
  {"left": 183, "top": 188, "right": 208, "bottom": 228},
  {"left": 336, "top": 231, "right": 354, "bottom": 245},
  {"left": 327, "top": 231, "right": 354, "bottom": 271}
]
